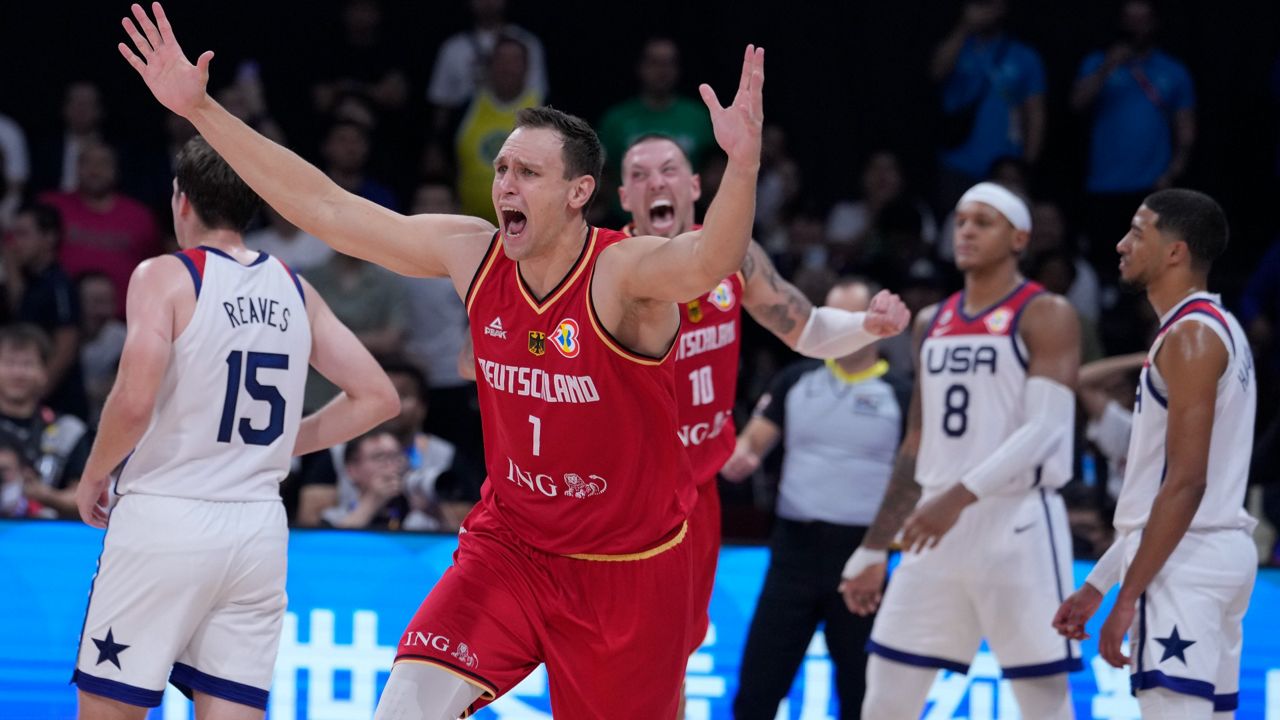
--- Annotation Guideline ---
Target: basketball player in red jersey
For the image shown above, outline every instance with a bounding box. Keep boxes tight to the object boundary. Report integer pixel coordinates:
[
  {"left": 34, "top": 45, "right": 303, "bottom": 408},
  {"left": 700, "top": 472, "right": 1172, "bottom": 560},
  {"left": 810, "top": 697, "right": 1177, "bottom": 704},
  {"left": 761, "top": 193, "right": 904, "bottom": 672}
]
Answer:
[
  {"left": 120, "top": 4, "right": 763, "bottom": 717},
  {"left": 617, "top": 135, "right": 910, "bottom": 678}
]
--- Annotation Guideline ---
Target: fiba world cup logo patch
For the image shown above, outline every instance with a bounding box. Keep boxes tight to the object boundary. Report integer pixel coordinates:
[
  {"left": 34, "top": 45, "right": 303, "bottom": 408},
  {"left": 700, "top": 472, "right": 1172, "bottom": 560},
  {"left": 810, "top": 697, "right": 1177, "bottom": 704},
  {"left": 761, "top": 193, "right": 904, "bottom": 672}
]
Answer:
[
  {"left": 551, "top": 318, "right": 581, "bottom": 358},
  {"left": 708, "top": 280, "right": 736, "bottom": 311},
  {"left": 985, "top": 308, "right": 1013, "bottom": 335}
]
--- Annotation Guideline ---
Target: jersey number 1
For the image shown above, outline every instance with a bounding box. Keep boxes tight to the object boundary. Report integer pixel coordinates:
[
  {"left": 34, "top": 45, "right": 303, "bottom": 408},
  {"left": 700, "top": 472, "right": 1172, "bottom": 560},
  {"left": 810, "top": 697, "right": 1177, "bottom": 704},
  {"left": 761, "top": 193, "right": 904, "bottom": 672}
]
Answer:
[{"left": 218, "top": 350, "right": 289, "bottom": 446}]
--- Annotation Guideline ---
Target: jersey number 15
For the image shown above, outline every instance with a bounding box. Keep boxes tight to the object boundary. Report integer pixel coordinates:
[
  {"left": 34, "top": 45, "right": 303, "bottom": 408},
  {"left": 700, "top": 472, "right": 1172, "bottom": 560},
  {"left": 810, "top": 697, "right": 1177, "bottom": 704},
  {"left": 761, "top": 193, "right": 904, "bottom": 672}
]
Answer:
[{"left": 218, "top": 350, "right": 288, "bottom": 446}]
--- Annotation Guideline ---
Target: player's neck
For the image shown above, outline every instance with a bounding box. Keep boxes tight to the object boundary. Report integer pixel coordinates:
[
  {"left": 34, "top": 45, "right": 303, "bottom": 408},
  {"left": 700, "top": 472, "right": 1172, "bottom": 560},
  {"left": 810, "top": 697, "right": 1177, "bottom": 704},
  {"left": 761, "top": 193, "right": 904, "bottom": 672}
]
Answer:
[
  {"left": 962, "top": 263, "right": 1023, "bottom": 314},
  {"left": 517, "top": 218, "right": 589, "bottom": 298},
  {"left": 192, "top": 231, "right": 253, "bottom": 263},
  {"left": 1146, "top": 273, "right": 1207, "bottom": 319}
]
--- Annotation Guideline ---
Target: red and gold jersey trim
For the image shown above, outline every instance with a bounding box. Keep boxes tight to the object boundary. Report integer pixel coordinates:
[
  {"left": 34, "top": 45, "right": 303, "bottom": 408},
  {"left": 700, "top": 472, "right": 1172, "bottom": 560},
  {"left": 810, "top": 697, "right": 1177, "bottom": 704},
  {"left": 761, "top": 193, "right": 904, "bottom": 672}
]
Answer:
[
  {"left": 464, "top": 232, "right": 504, "bottom": 316},
  {"left": 514, "top": 227, "right": 599, "bottom": 315}
]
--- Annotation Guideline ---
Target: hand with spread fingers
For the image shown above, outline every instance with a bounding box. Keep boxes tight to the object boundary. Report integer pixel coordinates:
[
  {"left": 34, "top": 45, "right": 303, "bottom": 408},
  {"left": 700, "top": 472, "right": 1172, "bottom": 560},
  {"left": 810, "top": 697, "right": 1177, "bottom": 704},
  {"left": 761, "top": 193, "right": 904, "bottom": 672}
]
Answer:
[
  {"left": 117, "top": 2, "right": 215, "bottom": 118},
  {"left": 700, "top": 45, "right": 765, "bottom": 167}
]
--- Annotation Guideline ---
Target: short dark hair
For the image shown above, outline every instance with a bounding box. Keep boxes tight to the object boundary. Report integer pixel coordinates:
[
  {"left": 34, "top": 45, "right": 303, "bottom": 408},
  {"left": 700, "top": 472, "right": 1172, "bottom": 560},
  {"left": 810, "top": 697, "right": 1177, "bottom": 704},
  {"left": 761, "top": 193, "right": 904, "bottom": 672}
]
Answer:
[
  {"left": 0, "top": 324, "right": 51, "bottom": 366},
  {"left": 343, "top": 429, "right": 398, "bottom": 466},
  {"left": 175, "top": 136, "right": 262, "bottom": 233},
  {"left": 17, "top": 202, "right": 64, "bottom": 244},
  {"left": 379, "top": 357, "right": 430, "bottom": 407},
  {"left": 621, "top": 132, "right": 691, "bottom": 173},
  {"left": 1142, "top": 188, "right": 1228, "bottom": 272},
  {"left": 513, "top": 106, "right": 604, "bottom": 213}
]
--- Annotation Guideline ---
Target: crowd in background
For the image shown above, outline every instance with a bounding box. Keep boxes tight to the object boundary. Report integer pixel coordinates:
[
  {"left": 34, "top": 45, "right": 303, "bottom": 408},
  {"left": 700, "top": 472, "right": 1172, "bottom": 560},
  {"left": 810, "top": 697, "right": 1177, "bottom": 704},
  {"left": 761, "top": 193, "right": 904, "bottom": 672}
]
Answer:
[{"left": 0, "top": 0, "right": 1277, "bottom": 563}]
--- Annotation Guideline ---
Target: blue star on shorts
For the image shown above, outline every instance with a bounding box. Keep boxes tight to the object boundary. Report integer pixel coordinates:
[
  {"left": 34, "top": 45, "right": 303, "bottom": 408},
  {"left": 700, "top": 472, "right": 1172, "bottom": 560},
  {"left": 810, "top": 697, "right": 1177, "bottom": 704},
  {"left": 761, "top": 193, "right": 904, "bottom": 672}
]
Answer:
[
  {"left": 1154, "top": 625, "right": 1196, "bottom": 665},
  {"left": 92, "top": 627, "right": 130, "bottom": 670}
]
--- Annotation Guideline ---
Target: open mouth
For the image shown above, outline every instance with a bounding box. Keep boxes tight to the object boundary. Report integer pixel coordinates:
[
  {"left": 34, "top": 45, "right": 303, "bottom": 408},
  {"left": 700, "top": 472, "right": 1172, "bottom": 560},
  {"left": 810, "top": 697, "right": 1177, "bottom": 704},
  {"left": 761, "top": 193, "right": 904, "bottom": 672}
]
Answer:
[
  {"left": 501, "top": 206, "right": 528, "bottom": 237},
  {"left": 649, "top": 198, "right": 676, "bottom": 235}
]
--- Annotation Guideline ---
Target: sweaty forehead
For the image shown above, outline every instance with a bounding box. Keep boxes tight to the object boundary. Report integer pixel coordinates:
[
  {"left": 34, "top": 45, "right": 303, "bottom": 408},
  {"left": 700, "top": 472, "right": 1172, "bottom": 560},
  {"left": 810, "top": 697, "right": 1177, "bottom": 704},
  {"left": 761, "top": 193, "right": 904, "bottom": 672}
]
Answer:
[
  {"left": 498, "top": 127, "right": 564, "bottom": 167},
  {"left": 623, "top": 139, "right": 689, "bottom": 173}
]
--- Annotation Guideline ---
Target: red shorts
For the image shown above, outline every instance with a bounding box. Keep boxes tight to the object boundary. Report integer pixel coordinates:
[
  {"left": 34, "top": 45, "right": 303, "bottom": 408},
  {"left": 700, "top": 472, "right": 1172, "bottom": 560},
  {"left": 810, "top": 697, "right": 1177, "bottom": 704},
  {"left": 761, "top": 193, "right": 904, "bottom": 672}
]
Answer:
[
  {"left": 686, "top": 477, "right": 721, "bottom": 654},
  {"left": 394, "top": 498, "right": 693, "bottom": 719}
]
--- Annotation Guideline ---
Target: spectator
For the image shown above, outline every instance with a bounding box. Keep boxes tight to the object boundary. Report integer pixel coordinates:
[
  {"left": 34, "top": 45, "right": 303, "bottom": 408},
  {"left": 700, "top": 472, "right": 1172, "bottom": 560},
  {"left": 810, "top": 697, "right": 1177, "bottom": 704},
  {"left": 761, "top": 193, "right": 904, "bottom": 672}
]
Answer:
[
  {"left": 76, "top": 272, "right": 125, "bottom": 428},
  {"left": 244, "top": 205, "right": 334, "bottom": 273},
  {"left": 1072, "top": 0, "right": 1195, "bottom": 274},
  {"left": 38, "top": 141, "right": 161, "bottom": 317},
  {"left": 4, "top": 203, "right": 87, "bottom": 419},
  {"left": 452, "top": 36, "right": 543, "bottom": 222},
  {"left": 322, "top": 430, "right": 412, "bottom": 529},
  {"left": 217, "top": 64, "right": 288, "bottom": 146},
  {"left": 754, "top": 125, "right": 802, "bottom": 240},
  {"left": 1025, "top": 249, "right": 1105, "bottom": 361},
  {"left": 0, "top": 437, "right": 37, "bottom": 518},
  {"left": 400, "top": 182, "right": 483, "bottom": 459},
  {"left": 0, "top": 324, "right": 92, "bottom": 519},
  {"left": 302, "top": 254, "right": 407, "bottom": 411},
  {"left": 32, "top": 81, "right": 106, "bottom": 194},
  {"left": 1078, "top": 352, "right": 1146, "bottom": 501},
  {"left": 312, "top": 0, "right": 409, "bottom": 116},
  {"left": 299, "top": 362, "right": 482, "bottom": 530},
  {"left": 320, "top": 120, "right": 399, "bottom": 211},
  {"left": 426, "top": 0, "right": 548, "bottom": 136},
  {"left": 931, "top": 0, "right": 1046, "bottom": 208},
  {"left": 599, "top": 37, "right": 715, "bottom": 188},
  {"left": 1026, "top": 199, "right": 1101, "bottom": 323},
  {"left": 827, "top": 150, "right": 938, "bottom": 251},
  {"left": 722, "top": 278, "right": 907, "bottom": 720},
  {"left": 0, "top": 110, "right": 30, "bottom": 226}
]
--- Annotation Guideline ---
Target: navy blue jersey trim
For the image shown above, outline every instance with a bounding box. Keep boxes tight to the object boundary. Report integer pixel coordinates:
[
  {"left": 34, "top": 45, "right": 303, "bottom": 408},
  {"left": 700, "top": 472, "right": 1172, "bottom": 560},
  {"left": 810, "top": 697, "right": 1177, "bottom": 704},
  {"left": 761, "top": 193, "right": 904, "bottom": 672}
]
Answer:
[
  {"left": 1001, "top": 656, "right": 1084, "bottom": 678},
  {"left": 1130, "top": 670, "right": 1216, "bottom": 702},
  {"left": 957, "top": 280, "right": 1029, "bottom": 324},
  {"left": 1214, "top": 692, "right": 1239, "bottom": 711},
  {"left": 71, "top": 516, "right": 115, "bottom": 683},
  {"left": 865, "top": 639, "right": 971, "bottom": 674},
  {"left": 174, "top": 251, "right": 202, "bottom": 299},
  {"left": 1144, "top": 370, "right": 1168, "bottom": 409},
  {"left": 72, "top": 670, "right": 164, "bottom": 707},
  {"left": 170, "top": 663, "right": 269, "bottom": 710},
  {"left": 1008, "top": 288, "right": 1045, "bottom": 370},
  {"left": 1040, "top": 488, "right": 1076, "bottom": 665}
]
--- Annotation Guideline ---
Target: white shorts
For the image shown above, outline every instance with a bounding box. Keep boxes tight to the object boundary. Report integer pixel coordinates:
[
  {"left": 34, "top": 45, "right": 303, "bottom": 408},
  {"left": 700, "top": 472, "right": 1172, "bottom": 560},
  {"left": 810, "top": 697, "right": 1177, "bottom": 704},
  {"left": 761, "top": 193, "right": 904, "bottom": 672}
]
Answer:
[
  {"left": 72, "top": 494, "right": 288, "bottom": 709},
  {"left": 1123, "top": 526, "right": 1256, "bottom": 713},
  {"left": 868, "top": 489, "right": 1081, "bottom": 678}
]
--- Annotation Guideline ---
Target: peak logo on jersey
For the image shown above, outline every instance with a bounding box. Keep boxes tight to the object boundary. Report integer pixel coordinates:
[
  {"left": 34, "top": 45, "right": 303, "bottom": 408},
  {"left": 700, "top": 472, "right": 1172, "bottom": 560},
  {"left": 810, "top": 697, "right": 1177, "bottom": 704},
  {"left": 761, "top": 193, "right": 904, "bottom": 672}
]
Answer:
[
  {"left": 485, "top": 317, "right": 508, "bottom": 340},
  {"left": 687, "top": 299, "right": 704, "bottom": 323},
  {"left": 985, "top": 308, "right": 1013, "bottom": 335},
  {"left": 708, "top": 280, "right": 736, "bottom": 311},
  {"left": 551, "top": 318, "right": 580, "bottom": 358},
  {"left": 528, "top": 331, "right": 546, "bottom": 356},
  {"left": 563, "top": 472, "right": 608, "bottom": 498}
]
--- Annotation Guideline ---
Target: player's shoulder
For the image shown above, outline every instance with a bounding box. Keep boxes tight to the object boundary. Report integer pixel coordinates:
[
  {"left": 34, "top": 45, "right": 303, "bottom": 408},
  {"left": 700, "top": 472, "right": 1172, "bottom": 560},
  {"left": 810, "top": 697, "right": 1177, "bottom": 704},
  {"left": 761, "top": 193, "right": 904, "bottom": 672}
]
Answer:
[
  {"left": 1022, "top": 290, "right": 1078, "bottom": 326},
  {"left": 914, "top": 302, "right": 942, "bottom": 335},
  {"left": 131, "top": 253, "right": 190, "bottom": 288}
]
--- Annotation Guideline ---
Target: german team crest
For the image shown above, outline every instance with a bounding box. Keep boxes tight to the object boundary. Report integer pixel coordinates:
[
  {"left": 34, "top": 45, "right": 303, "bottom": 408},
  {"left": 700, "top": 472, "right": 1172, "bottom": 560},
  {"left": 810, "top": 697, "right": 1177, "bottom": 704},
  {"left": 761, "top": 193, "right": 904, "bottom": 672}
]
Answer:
[
  {"left": 528, "top": 331, "right": 546, "bottom": 356},
  {"left": 687, "top": 299, "right": 704, "bottom": 323},
  {"left": 985, "top": 308, "right": 1013, "bottom": 334},
  {"left": 550, "top": 318, "right": 581, "bottom": 358},
  {"left": 708, "top": 280, "right": 736, "bottom": 311}
]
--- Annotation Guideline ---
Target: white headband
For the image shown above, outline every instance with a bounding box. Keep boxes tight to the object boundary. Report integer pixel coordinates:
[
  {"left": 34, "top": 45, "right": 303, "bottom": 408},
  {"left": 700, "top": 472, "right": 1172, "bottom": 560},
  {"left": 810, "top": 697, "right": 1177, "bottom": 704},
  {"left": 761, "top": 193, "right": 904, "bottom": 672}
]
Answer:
[{"left": 957, "top": 182, "right": 1031, "bottom": 232}]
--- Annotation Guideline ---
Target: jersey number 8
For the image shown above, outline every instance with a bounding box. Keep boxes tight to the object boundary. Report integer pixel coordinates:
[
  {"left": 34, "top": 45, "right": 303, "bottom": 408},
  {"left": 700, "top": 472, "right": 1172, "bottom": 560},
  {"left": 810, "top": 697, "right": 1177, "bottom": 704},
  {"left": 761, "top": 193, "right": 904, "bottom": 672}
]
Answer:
[{"left": 943, "top": 383, "right": 969, "bottom": 437}]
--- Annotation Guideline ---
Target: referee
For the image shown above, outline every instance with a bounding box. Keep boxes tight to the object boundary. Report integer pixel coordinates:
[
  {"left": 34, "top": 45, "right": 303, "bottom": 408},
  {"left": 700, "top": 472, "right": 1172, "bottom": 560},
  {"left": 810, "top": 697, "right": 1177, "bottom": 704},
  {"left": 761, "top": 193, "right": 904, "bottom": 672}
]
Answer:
[{"left": 723, "top": 277, "right": 908, "bottom": 720}]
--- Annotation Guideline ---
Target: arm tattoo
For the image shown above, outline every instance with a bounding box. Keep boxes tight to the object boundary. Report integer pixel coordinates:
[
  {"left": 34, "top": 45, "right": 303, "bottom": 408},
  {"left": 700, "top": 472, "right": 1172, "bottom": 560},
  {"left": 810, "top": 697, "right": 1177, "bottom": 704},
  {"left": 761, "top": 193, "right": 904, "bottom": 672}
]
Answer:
[
  {"left": 743, "top": 244, "right": 813, "bottom": 336},
  {"left": 862, "top": 451, "right": 922, "bottom": 549}
]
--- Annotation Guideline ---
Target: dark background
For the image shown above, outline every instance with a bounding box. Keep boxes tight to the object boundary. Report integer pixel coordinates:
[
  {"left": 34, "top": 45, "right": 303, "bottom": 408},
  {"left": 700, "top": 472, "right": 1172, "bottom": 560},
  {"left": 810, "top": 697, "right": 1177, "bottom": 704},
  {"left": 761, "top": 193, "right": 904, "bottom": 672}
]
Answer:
[{"left": 4, "top": 0, "right": 1279, "bottom": 290}]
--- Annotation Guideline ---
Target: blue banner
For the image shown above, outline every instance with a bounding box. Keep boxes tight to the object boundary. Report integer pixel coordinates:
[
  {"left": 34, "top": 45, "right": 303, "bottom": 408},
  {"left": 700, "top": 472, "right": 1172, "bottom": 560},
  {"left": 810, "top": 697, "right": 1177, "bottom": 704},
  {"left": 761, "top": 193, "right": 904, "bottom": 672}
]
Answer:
[{"left": 1, "top": 520, "right": 1276, "bottom": 719}]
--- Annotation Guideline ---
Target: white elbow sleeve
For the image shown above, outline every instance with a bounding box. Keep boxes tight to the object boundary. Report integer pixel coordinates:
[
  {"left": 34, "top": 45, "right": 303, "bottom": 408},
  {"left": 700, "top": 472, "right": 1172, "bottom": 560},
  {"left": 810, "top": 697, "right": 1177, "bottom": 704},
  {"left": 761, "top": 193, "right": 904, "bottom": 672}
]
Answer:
[
  {"left": 794, "top": 307, "right": 876, "bottom": 359},
  {"left": 960, "top": 376, "right": 1075, "bottom": 498}
]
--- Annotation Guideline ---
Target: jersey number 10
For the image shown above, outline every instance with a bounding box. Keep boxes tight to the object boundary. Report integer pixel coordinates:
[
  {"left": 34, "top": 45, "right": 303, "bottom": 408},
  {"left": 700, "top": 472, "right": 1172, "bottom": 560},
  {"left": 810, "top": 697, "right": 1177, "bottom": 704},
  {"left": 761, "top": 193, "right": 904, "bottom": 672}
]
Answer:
[{"left": 218, "top": 350, "right": 289, "bottom": 446}]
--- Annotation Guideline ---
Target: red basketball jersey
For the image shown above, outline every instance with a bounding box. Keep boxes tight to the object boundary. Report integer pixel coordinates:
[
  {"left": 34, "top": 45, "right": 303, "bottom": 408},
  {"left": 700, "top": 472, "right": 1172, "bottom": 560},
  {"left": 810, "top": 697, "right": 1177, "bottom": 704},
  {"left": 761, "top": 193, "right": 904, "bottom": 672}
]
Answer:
[
  {"left": 674, "top": 273, "right": 744, "bottom": 485},
  {"left": 466, "top": 226, "right": 694, "bottom": 556}
]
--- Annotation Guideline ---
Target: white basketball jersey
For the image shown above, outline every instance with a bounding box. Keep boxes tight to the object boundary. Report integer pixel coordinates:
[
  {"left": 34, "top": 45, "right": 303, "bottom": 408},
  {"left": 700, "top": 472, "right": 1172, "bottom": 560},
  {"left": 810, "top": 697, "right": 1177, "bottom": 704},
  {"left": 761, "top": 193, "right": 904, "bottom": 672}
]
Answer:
[
  {"left": 917, "top": 281, "right": 1072, "bottom": 493},
  {"left": 117, "top": 247, "right": 311, "bottom": 501},
  {"left": 1114, "top": 292, "right": 1256, "bottom": 532}
]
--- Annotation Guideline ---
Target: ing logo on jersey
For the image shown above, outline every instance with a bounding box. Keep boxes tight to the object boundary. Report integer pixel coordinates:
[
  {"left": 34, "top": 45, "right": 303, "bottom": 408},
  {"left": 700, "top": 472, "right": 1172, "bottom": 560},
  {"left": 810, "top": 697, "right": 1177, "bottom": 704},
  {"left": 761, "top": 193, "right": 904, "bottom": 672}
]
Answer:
[
  {"left": 985, "top": 308, "right": 1013, "bottom": 334},
  {"left": 550, "top": 318, "right": 580, "bottom": 358},
  {"left": 708, "top": 280, "right": 736, "bottom": 311},
  {"left": 528, "top": 331, "right": 546, "bottom": 356}
]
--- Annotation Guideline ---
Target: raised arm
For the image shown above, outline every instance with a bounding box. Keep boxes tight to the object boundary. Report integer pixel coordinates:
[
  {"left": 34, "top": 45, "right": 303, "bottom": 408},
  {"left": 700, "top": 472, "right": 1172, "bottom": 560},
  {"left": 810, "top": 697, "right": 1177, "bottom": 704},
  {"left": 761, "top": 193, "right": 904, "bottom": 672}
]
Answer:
[
  {"left": 118, "top": 3, "right": 492, "bottom": 284},
  {"left": 73, "top": 257, "right": 183, "bottom": 527},
  {"left": 609, "top": 46, "right": 764, "bottom": 303},
  {"left": 1097, "top": 322, "right": 1224, "bottom": 668},
  {"left": 739, "top": 241, "right": 910, "bottom": 353},
  {"left": 292, "top": 279, "right": 400, "bottom": 458}
]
